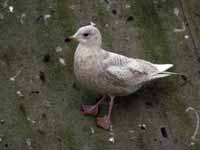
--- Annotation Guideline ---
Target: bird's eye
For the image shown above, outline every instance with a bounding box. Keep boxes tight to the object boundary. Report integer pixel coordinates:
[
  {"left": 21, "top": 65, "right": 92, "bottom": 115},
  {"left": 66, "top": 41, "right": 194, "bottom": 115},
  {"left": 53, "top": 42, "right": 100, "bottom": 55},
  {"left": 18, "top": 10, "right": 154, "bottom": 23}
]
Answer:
[{"left": 83, "top": 33, "right": 89, "bottom": 37}]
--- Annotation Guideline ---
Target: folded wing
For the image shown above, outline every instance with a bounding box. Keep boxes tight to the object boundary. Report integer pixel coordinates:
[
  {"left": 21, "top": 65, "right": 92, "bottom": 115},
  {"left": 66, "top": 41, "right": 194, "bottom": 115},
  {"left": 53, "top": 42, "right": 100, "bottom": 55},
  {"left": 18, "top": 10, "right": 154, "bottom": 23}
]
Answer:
[{"left": 103, "top": 51, "right": 173, "bottom": 88}]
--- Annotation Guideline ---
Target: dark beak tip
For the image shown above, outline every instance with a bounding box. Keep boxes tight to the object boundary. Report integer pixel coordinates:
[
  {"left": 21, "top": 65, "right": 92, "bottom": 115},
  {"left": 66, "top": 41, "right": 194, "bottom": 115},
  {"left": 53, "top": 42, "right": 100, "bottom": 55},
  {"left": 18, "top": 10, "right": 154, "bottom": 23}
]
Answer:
[{"left": 64, "top": 37, "right": 72, "bottom": 43}]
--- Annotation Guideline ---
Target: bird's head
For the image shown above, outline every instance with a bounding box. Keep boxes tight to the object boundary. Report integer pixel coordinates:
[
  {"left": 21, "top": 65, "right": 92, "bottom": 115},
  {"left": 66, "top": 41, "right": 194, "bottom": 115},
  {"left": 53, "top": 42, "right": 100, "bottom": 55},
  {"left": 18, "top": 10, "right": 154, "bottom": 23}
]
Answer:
[{"left": 65, "top": 22, "right": 102, "bottom": 47}]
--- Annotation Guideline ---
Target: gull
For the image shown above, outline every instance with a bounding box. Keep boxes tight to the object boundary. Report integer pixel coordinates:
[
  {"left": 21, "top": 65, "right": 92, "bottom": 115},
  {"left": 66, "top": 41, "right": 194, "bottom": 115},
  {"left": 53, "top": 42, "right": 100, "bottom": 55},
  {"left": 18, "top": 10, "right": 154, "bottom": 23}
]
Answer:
[{"left": 65, "top": 23, "right": 176, "bottom": 129}]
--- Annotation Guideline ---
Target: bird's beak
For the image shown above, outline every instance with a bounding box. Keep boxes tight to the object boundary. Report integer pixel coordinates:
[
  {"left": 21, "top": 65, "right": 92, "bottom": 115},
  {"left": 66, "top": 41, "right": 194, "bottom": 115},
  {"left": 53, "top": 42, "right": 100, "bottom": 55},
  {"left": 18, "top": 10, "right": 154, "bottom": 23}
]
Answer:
[{"left": 64, "top": 35, "right": 77, "bottom": 43}]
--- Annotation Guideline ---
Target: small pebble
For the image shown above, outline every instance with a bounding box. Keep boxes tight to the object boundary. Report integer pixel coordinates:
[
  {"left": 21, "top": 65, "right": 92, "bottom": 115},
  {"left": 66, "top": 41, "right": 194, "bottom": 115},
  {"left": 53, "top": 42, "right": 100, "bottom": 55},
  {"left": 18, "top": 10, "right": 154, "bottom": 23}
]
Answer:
[
  {"left": 55, "top": 46, "right": 63, "bottom": 53},
  {"left": 10, "top": 77, "right": 15, "bottom": 81},
  {"left": 174, "top": 8, "right": 179, "bottom": 16},
  {"left": 125, "top": 4, "right": 131, "bottom": 9},
  {"left": 25, "top": 138, "right": 32, "bottom": 146},
  {"left": 173, "top": 22, "right": 186, "bottom": 32},
  {"left": 20, "top": 13, "right": 26, "bottom": 24},
  {"left": 59, "top": 58, "right": 66, "bottom": 66},
  {"left": 44, "top": 14, "right": 51, "bottom": 19},
  {"left": 90, "top": 127, "right": 95, "bottom": 134},
  {"left": 27, "top": 117, "right": 36, "bottom": 124},
  {"left": 44, "top": 14, "right": 51, "bottom": 25},
  {"left": 105, "top": 24, "right": 109, "bottom": 28},
  {"left": 9, "top": 6, "right": 14, "bottom": 13},
  {"left": 109, "top": 125, "right": 113, "bottom": 131},
  {"left": 190, "top": 141, "right": 195, "bottom": 146},
  {"left": 108, "top": 137, "right": 115, "bottom": 144},
  {"left": 69, "top": 5, "right": 75, "bottom": 10},
  {"left": 139, "top": 123, "right": 146, "bottom": 130},
  {"left": 16, "top": 91, "right": 23, "bottom": 97},
  {"left": 9, "top": 70, "right": 22, "bottom": 81},
  {"left": 0, "top": 119, "right": 5, "bottom": 124},
  {"left": 186, "top": 107, "right": 194, "bottom": 112},
  {"left": 184, "top": 35, "right": 189, "bottom": 39},
  {"left": 0, "top": 134, "right": 4, "bottom": 143}
]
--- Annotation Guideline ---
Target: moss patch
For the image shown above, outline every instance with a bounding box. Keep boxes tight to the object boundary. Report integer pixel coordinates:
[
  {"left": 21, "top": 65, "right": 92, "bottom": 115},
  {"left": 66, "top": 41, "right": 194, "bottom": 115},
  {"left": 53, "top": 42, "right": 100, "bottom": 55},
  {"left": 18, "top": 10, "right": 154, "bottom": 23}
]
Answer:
[
  {"left": 64, "top": 128, "right": 77, "bottom": 150},
  {"left": 129, "top": 0, "right": 193, "bottom": 137},
  {"left": 130, "top": 0, "right": 175, "bottom": 62},
  {"left": 95, "top": 1, "right": 113, "bottom": 49}
]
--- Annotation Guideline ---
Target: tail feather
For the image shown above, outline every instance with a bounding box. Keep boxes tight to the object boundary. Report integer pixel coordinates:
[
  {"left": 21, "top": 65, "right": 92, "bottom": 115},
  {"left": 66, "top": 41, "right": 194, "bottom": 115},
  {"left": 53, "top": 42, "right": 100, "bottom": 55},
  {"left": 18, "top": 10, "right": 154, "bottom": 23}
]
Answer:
[
  {"left": 153, "top": 64, "right": 173, "bottom": 73},
  {"left": 151, "top": 71, "right": 183, "bottom": 80},
  {"left": 151, "top": 73, "right": 171, "bottom": 79},
  {"left": 151, "top": 64, "right": 179, "bottom": 80},
  {"left": 162, "top": 71, "right": 182, "bottom": 75}
]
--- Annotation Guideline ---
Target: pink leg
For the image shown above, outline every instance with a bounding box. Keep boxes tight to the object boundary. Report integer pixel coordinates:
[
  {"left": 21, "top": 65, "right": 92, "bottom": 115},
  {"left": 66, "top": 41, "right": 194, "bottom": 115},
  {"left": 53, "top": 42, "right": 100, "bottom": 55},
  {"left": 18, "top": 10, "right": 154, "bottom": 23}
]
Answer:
[
  {"left": 80, "top": 95, "right": 106, "bottom": 116},
  {"left": 96, "top": 96, "right": 115, "bottom": 129}
]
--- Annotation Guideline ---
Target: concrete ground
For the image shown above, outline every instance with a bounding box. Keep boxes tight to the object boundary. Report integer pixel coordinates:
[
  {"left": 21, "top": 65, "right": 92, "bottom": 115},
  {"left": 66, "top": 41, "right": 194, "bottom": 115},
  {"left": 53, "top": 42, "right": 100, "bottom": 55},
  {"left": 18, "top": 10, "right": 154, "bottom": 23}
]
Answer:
[{"left": 0, "top": 0, "right": 200, "bottom": 150}]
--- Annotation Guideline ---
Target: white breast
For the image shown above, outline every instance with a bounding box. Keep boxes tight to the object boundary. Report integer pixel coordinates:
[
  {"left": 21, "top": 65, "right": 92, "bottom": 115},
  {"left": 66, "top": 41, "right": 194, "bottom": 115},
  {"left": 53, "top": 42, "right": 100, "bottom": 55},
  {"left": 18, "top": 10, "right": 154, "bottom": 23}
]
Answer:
[{"left": 73, "top": 45, "right": 100, "bottom": 90}]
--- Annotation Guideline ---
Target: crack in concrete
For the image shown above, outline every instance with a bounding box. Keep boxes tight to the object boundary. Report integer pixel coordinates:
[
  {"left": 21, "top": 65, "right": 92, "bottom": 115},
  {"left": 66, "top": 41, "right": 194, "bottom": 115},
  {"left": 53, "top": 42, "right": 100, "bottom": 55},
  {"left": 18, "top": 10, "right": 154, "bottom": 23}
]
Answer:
[{"left": 178, "top": 0, "right": 200, "bottom": 62}]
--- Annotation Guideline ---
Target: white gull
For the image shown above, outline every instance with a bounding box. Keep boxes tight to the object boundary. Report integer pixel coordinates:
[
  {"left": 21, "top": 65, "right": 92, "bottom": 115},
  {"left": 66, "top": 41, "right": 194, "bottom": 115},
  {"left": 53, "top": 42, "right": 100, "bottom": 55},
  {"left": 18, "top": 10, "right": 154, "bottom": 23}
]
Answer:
[{"left": 66, "top": 23, "right": 175, "bottom": 129}]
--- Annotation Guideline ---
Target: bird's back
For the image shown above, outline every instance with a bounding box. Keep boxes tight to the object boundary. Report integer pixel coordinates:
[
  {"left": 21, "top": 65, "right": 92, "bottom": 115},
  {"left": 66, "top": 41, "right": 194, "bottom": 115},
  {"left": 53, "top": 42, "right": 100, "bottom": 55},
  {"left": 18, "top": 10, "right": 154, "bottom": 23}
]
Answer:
[{"left": 74, "top": 45, "right": 173, "bottom": 96}]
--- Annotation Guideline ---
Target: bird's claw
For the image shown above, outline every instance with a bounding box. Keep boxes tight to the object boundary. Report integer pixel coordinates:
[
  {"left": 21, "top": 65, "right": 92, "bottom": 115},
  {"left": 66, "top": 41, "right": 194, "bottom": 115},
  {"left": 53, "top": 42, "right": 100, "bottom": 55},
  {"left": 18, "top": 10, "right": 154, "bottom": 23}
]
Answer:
[
  {"left": 80, "top": 104, "right": 99, "bottom": 116},
  {"left": 96, "top": 116, "right": 112, "bottom": 130}
]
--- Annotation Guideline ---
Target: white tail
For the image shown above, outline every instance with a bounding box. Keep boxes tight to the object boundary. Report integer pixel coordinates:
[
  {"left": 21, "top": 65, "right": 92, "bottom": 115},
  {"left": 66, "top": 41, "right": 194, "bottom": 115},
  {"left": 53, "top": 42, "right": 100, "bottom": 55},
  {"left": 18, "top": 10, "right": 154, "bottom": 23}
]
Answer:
[
  {"left": 153, "top": 64, "right": 173, "bottom": 73},
  {"left": 151, "top": 64, "right": 176, "bottom": 80},
  {"left": 151, "top": 73, "right": 171, "bottom": 79}
]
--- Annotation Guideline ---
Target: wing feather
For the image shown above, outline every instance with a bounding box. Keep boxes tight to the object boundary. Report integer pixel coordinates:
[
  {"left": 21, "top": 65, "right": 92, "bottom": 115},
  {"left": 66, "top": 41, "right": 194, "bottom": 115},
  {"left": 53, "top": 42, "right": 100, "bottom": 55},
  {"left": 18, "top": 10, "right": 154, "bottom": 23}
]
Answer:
[{"left": 102, "top": 52, "right": 153, "bottom": 87}]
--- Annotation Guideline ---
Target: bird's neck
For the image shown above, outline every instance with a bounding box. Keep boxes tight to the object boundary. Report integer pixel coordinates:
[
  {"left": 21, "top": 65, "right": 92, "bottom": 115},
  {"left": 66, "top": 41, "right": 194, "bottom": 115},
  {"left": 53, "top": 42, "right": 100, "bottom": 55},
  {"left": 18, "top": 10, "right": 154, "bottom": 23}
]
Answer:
[{"left": 77, "top": 43, "right": 101, "bottom": 52}]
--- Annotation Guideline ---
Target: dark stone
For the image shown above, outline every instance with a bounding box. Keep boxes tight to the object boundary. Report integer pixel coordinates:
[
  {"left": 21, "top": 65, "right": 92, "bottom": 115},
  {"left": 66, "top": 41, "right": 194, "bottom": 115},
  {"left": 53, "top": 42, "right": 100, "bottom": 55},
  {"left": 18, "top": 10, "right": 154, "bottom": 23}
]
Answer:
[
  {"left": 145, "top": 101, "right": 153, "bottom": 107},
  {"left": 104, "top": 0, "right": 109, "bottom": 4},
  {"left": 179, "top": 74, "right": 188, "bottom": 86},
  {"left": 43, "top": 54, "right": 51, "bottom": 63},
  {"left": 140, "top": 125, "right": 146, "bottom": 130},
  {"left": 19, "top": 104, "right": 27, "bottom": 117},
  {"left": 72, "top": 82, "right": 80, "bottom": 91},
  {"left": 0, "top": 119, "right": 5, "bottom": 125},
  {"left": 2, "top": 54, "right": 10, "bottom": 65},
  {"left": 41, "top": 113, "right": 47, "bottom": 119},
  {"left": 153, "top": 138, "right": 157, "bottom": 142},
  {"left": 180, "top": 75, "right": 187, "bottom": 82},
  {"left": 185, "top": 22, "right": 189, "bottom": 26},
  {"left": 112, "top": 9, "right": 117, "bottom": 15},
  {"left": 126, "top": 16, "right": 134, "bottom": 22},
  {"left": 39, "top": 71, "right": 46, "bottom": 83},
  {"left": 160, "top": 127, "right": 168, "bottom": 138},
  {"left": 36, "top": 15, "right": 43, "bottom": 23},
  {"left": 57, "top": 137, "right": 62, "bottom": 142},
  {"left": 37, "top": 129, "right": 46, "bottom": 135},
  {"left": 30, "top": 90, "right": 40, "bottom": 95}
]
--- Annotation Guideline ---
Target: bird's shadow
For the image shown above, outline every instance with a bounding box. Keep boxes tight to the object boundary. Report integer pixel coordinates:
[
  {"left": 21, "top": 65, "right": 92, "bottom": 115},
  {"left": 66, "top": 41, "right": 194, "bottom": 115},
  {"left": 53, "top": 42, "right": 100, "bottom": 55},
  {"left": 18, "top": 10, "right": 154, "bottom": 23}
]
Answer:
[
  {"left": 111, "top": 79, "right": 176, "bottom": 122},
  {"left": 115, "top": 81, "right": 165, "bottom": 108}
]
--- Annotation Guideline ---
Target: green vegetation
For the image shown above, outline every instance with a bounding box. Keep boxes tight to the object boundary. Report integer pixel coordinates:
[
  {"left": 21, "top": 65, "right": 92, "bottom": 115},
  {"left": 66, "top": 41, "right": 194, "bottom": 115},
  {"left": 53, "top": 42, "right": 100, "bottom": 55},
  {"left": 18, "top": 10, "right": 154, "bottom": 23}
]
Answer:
[
  {"left": 130, "top": 0, "right": 193, "bottom": 136},
  {"left": 130, "top": 0, "right": 174, "bottom": 62}
]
